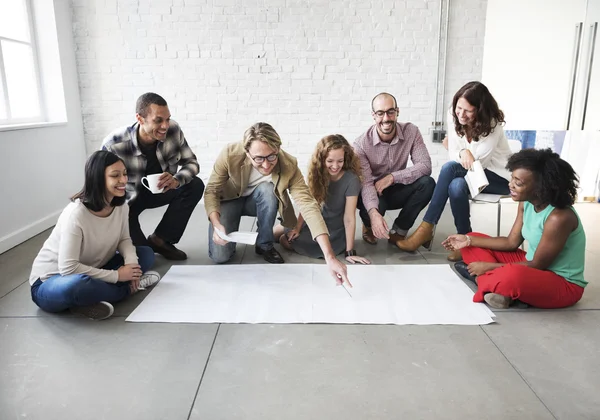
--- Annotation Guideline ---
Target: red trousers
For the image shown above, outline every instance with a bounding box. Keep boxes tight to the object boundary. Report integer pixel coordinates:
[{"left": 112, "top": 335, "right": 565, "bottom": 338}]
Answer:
[{"left": 462, "top": 233, "right": 584, "bottom": 309}]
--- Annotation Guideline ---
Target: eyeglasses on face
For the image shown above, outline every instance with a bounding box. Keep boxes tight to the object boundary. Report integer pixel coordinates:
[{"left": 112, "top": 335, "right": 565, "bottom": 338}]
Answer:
[
  {"left": 249, "top": 153, "right": 278, "bottom": 164},
  {"left": 373, "top": 108, "right": 398, "bottom": 118}
]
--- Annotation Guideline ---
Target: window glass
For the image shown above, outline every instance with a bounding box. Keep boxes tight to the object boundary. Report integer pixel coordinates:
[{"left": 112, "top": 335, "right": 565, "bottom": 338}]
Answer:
[{"left": 2, "top": 40, "right": 40, "bottom": 119}]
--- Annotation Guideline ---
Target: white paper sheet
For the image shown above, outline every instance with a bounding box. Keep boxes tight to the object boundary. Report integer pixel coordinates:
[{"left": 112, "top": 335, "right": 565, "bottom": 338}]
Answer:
[
  {"left": 472, "top": 193, "right": 503, "bottom": 203},
  {"left": 126, "top": 264, "right": 495, "bottom": 325},
  {"left": 215, "top": 228, "right": 258, "bottom": 245},
  {"left": 465, "top": 160, "right": 489, "bottom": 198}
]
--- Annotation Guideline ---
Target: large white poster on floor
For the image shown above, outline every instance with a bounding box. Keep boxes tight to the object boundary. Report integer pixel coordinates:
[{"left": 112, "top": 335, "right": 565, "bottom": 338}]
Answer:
[{"left": 126, "top": 264, "right": 495, "bottom": 325}]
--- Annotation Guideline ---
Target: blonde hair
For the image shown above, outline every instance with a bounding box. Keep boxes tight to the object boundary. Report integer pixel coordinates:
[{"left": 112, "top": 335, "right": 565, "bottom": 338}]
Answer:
[
  {"left": 243, "top": 122, "right": 282, "bottom": 151},
  {"left": 307, "top": 134, "right": 362, "bottom": 205}
]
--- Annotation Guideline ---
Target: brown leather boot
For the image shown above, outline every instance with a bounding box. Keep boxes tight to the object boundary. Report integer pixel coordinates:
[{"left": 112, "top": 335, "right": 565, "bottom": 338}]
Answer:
[
  {"left": 388, "top": 232, "right": 406, "bottom": 248},
  {"left": 362, "top": 225, "right": 377, "bottom": 245},
  {"left": 395, "top": 221, "right": 435, "bottom": 252},
  {"left": 447, "top": 249, "right": 463, "bottom": 262}
]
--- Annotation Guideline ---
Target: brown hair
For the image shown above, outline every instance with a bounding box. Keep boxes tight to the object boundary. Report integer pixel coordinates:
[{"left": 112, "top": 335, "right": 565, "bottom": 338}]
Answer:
[
  {"left": 451, "top": 81, "right": 505, "bottom": 141},
  {"left": 307, "top": 135, "right": 362, "bottom": 205}
]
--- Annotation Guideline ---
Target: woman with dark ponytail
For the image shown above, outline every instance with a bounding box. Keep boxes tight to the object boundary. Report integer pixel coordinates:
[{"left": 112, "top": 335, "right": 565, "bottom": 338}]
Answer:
[{"left": 443, "top": 148, "right": 586, "bottom": 309}]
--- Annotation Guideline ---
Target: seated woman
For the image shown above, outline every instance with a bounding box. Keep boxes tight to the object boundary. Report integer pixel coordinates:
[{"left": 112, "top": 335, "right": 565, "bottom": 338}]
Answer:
[
  {"left": 396, "top": 81, "right": 512, "bottom": 261},
  {"left": 443, "top": 148, "right": 586, "bottom": 309},
  {"left": 274, "top": 135, "right": 370, "bottom": 265},
  {"left": 29, "top": 150, "right": 160, "bottom": 320}
]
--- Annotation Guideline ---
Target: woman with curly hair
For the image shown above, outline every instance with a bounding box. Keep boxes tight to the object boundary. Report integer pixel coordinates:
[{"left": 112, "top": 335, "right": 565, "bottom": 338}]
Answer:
[
  {"left": 274, "top": 135, "right": 370, "bottom": 264},
  {"left": 396, "top": 82, "right": 512, "bottom": 261},
  {"left": 443, "top": 148, "right": 586, "bottom": 309}
]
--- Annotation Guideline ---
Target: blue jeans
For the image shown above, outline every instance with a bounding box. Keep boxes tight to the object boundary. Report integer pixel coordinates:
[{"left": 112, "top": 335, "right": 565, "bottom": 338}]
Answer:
[
  {"left": 423, "top": 161, "right": 510, "bottom": 234},
  {"left": 208, "top": 182, "right": 279, "bottom": 263},
  {"left": 30, "top": 246, "right": 155, "bottom": 313}
]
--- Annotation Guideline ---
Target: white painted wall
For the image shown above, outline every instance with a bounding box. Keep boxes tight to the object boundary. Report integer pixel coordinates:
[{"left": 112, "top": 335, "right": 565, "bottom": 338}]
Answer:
[
  {"left": 71, "top": 0, "right": 487, "bottom": 179},
  {"left": 482, "top": 0, "right": 588, "bottom": 130},
  {"left": 0, "top": 0, "right": 488, "bottom": 254},
  {"left": 0, "top": 0, "right": 86, "bottom": 254},
  {"left": 443, "top": 0, "right": 487, "bottom": 121}
]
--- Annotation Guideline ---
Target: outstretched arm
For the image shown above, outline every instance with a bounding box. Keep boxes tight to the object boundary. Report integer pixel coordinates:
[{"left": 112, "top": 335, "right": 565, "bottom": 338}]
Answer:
[
  {"left": 314, "top": 233, "right": 352, "bottom": 287},
  {"left": 443, "top": 202, "right": 525, "bottom": 252}
]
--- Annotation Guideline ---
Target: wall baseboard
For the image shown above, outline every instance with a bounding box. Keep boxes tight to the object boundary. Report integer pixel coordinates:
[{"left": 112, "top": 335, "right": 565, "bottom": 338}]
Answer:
[{"left": 0, "top": 210, "right": 61, "bottom": 254}]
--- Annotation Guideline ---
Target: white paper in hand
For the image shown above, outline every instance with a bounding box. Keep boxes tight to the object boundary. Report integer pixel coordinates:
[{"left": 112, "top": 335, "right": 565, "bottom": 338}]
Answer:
[
  {"left": 215, "top": 228, "right": 258, "bottom": 245},
  {"left": 465, "top": 160, "right": 489, "bottom": 198}
]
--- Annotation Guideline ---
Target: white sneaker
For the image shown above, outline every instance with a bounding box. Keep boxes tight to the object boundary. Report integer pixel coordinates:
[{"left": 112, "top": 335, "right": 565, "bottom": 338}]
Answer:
[{"left": 138, "top": 270, "right": 161, "bottom": 290}]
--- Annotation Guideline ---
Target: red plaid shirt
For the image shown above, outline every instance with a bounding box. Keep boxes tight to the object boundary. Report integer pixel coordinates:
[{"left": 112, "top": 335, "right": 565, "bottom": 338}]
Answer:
[{"left": 353, "top": 122, "right": 432, "bottom": 212}]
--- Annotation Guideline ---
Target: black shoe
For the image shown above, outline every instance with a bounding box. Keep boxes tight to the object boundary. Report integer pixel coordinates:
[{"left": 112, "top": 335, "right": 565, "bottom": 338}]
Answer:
[
  {"left": 148, "top": 234, "right": 187, "bottom": 260},
  {"left": 512, "top": 300, "right": 530, "bottom": 309},
  {"left": 454, "top": 262, "right": 476, "bottom": 283},
  {"left": 255, "top": 246, "right": 284, "bottom": 264}
]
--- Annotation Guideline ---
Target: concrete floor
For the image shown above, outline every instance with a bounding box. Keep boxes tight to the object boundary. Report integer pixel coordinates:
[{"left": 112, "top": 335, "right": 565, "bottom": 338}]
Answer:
[{"left": 1, "top": 201, "right": 599, "bottom": 419}]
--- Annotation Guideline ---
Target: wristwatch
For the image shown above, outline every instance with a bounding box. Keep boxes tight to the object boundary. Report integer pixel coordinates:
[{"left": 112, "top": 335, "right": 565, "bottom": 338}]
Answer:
[{"left": 345, "top": 250, "right": 357, "bottom": 257}]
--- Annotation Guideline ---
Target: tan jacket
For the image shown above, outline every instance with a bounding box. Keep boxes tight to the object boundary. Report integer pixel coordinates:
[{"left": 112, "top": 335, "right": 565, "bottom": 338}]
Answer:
[{"left": 204, "top": 142, "right": 328, "bottom": 239}]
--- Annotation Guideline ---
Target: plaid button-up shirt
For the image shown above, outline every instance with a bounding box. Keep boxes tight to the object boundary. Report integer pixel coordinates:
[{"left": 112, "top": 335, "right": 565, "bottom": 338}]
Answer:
[
  {"left": 354, "top": 122, "right": 432, "bottom": 212},
  {"left": 101, "top": 120, "right": 200, "bottom": 202}
]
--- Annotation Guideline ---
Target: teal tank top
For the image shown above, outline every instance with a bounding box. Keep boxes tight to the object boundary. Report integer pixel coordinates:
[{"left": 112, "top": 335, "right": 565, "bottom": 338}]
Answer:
[{"left": 522, "top": 201, "right": 586, "bottom": 287}]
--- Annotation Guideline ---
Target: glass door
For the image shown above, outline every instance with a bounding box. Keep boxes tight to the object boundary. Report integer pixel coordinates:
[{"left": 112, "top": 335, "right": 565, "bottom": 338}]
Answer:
[
  {"left": 578, "top": 0, "right": 600, "bottom": 130},
  {"left": 482, "top": 0, "right": 588, "bottom": 130}
]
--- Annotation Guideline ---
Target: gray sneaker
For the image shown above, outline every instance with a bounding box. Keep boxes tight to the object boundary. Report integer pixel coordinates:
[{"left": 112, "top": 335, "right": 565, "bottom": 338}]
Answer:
[
  {"left": 70, "top": 301, "right": 114, "bottom": 320},
  {"left": 138, "top": 270, "right": 161, "bottom": 290},
  {"left": 484, "top": 293, "right": 513, "bottom": 309}
]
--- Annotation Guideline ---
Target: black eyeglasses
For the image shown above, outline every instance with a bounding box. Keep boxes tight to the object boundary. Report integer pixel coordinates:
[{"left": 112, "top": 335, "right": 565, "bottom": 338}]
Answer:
[
  {"left": 373, "top": 108, "right": 398, "bottom": 118},
  {"left": 249, "top": 152, "right": 278, "bottom": 164}
]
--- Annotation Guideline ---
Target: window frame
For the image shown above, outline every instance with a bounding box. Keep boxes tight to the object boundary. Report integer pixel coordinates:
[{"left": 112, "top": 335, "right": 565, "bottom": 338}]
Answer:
[{"left": 0, "top": 0, "right": 46, "bottom": 126}]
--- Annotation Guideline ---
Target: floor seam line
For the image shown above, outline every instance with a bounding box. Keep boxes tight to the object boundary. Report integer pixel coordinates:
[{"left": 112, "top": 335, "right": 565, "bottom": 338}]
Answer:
[
  {"left": 0, "top": 279, "right": 28, "bottom": 300},
  {"left": 479, "top": 326, "right": 558, "bottom": 420},
  {"left": 186, "top": 323, "right": 221, "bottom": 420},
  {"left": 489, "top": 308, "right": 600, "bottom": 313}
]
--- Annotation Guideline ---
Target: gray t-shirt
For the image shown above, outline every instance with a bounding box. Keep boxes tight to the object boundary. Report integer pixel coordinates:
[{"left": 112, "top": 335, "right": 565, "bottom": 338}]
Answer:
[{"left": 288, "top": 171, "right": 361, "bottom": 258}]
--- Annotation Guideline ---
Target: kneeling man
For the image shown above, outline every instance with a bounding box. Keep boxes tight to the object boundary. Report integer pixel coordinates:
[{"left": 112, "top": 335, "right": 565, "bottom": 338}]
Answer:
[{"left": 204, "top": 122, "right": 350, "bottom": 285}]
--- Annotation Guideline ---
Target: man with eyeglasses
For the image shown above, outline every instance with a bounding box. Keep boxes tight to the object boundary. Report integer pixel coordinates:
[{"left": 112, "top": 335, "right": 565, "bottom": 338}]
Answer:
[
  {"left": 354, "top": 92, "right": 435, "bottom": 248},
  {"left": 204, "top": 122, "right": 351, "bottom": 286}
]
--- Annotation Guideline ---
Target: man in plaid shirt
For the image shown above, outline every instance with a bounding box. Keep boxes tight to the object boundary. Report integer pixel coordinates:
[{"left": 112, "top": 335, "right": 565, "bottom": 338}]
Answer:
[
  {"left": 102, "top": 93, "right": 204, "bottom": 260},
  {"left": 354, "top": 92, "right": 436, "bottom": 249}
]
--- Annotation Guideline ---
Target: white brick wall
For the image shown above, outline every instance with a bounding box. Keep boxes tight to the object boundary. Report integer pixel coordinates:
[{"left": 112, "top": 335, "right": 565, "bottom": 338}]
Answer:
[
  {"left": 443, "top": 0, "right": 488, "bottom": 124},
  {"left": 71, "top": 0, "right": 486, "bottom": 180}
]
